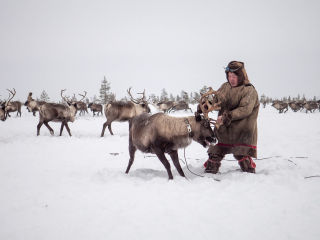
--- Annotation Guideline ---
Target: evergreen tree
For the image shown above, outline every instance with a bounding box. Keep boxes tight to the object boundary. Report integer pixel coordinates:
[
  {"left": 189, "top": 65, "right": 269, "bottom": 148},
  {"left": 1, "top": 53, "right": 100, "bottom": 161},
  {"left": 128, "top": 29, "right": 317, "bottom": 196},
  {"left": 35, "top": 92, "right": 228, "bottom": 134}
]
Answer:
[
  {"left": 260, "top": 94, "right": 266, "bottom": 103},
  {"left": 40, "top": 90, "right": 50, "bottom": 102},
  {"left": 200, "top": 85, "right": 208, "bottom": 96},
  {"left": 302, "top": 94, "right": 306, "bottom": 101},
  {"left": 192, "top": 92, "right": 201, "bottom": 104},
  {"left": 120, "top": 96, "right": 128, "bottom": 101},
  {"left": 160, "top": 88, "right": 168, "bottom": 102},
  {"left": 169, "top": 93, "right": 175, "bottom": 101},
  {"left": 149, "top": 94, "right": 157, "bottom": 103},
  {"left": 99, "top": 76, "right": 111, "bottom": 104},
  {"left": 297, "top": 94, "right": 300, "bottom": 100},
  {"left": 288, "top": 96, "right": 291, "bottom": 102},
  {"left": 91, "top": 95, "right": 98, "bottom": 103},
  {"left": 176, "top": 94, "right": 181, "bottom": 101},
  {"left": 181, "top": 90, "right": 189, "bottom": 102}
]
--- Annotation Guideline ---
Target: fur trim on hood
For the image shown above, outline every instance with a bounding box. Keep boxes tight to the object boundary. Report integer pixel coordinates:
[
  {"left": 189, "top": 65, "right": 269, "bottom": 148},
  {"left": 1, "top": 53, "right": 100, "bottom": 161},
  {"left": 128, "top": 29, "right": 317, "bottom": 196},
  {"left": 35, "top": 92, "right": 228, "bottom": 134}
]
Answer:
[{"left": 225, "top": 61, "right": 250, "bottom": 86}]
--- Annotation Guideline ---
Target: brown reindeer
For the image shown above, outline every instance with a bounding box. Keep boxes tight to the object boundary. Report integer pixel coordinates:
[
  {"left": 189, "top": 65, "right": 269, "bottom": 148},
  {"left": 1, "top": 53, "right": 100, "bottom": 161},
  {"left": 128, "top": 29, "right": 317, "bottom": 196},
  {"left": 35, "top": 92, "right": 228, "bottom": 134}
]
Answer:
[
  {"left": 0, "top": 89, "right": 16, "bottom": 121},
  {"left": 4, "top": 88, "right": 21, "bottom": 118},
  {"left": 37, "top": 90, "right": 77, "bottom": 136},
  {"left": 25, "top": 100, "right": 46, "bottom": 116},
  {"left": 73, "top": 92, "right": 88, "bottom": 116},
  {"left": 88, "top": 103, "right": 103, "bottom": 116},
  {"left": 101, "top": 88, "right": 151, "bottom": 137},
  {"left": 302, "top": 101, "right": 318, "bottom": 113},
  {"left": 288, "top": 101, "right": 303, "bottom": 112},
  {"left": 168, "top": 100, "right": 193, "bottom": 113},
  {"left": 152, "top": 101, "right": 175, "bottom": 113},
  {"left": 125, "top": 88, "right": 221, "bottom": 180},
  {"left": 271, "top": 100, "right": 288, "bottom": 113}
]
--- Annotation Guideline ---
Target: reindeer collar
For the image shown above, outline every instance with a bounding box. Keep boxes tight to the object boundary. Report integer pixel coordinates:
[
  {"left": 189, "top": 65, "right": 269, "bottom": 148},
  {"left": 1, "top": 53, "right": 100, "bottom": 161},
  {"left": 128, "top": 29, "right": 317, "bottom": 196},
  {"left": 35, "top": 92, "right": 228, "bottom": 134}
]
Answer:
[{"left": 184, "top": 119, "right": 194, "bottom": 138}]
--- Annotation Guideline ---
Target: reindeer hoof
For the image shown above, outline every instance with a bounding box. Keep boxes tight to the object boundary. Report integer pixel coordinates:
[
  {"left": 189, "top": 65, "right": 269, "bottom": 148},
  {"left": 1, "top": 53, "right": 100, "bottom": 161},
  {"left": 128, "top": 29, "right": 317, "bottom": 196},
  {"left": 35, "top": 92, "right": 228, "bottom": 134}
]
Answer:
[{"left": 50, "top": 131, "right": 54, "bottom": 136}]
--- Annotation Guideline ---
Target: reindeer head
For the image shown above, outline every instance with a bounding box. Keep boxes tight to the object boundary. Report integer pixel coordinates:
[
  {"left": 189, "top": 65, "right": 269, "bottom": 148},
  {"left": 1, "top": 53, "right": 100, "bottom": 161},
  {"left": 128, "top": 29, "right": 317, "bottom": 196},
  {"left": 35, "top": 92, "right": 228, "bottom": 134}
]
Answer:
[{"left": 127, "top": 87, "right": 151, "bottom": 113}]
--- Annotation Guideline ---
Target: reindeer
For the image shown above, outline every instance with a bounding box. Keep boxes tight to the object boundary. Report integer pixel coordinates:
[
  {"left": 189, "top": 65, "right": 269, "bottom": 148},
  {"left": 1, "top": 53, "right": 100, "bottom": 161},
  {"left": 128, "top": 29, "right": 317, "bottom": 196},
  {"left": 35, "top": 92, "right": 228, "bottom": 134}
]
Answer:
[
  {"left": 4, "top": 88, "right": 21, "bottom": 118},
  {"left": 37, "top": 90, "right": 77, "bottom": 136},
  {"left": 288, "top": 101, "right": 303, "bottom": 112},
  {"left": 302, "top": 101, "right": 318, "bottom": 113},
  {"left": 73, "top": 92, "right": 88, "bottom": 116},
  {"left": 0, "top": 89, "right": 16, "bottom": 121},
  {"left": 88, "top": 103, "right": 103, "bottom": 116},
  {"left": 24, "top": 100, "right": 46, "bottom": 116},
  {"left": 168, "top": 100, "right": 193, "bottom": 113},
  {"left": 125, "top": 88, "right": 221, "bottom": 180},
  {"left": 101, "top": 88, "right": 151, "bottom": 137},
  {"left": 271, "top": 100, "right": 288, "bottom": 113},
  {"left": 152, "top": 101, "right": 175, "bottom": 113}
]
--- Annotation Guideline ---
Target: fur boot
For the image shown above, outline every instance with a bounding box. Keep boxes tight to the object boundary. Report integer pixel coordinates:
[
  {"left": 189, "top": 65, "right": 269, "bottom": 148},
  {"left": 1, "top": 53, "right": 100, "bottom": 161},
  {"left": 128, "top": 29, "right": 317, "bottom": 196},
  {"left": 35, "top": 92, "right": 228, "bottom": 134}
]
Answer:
[{"left": 205, "top": 153, "right": 224, "bottom": 174}]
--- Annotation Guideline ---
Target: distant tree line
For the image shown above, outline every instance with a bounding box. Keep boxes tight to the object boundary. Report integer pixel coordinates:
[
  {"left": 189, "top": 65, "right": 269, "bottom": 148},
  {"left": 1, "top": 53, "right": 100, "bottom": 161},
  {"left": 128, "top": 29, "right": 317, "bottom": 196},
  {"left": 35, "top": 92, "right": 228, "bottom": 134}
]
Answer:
[
  {"left": 260, "top": 93, "right": 319, "bottom": 104},
  {"left": 35, "top": 77, "right": 319, "bottom": 106}
]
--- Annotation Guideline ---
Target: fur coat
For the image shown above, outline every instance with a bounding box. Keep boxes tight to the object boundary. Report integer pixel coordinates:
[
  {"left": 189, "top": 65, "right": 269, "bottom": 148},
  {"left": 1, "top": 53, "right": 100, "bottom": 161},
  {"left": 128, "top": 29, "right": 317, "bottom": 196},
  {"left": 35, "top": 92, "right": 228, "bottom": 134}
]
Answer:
[{"left": 208, "top": 62, "right": 260, "bottom": 158}]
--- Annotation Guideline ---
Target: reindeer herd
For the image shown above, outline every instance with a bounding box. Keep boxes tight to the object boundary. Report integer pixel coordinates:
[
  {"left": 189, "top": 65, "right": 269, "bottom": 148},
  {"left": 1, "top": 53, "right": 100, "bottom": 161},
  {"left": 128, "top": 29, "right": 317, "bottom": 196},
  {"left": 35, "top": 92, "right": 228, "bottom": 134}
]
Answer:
[
  {"left": 268, "top": 100, "right": 320, "bottom": 113},
  {"left": 0, "top": 87, "right": 219, "bottom": 180}
]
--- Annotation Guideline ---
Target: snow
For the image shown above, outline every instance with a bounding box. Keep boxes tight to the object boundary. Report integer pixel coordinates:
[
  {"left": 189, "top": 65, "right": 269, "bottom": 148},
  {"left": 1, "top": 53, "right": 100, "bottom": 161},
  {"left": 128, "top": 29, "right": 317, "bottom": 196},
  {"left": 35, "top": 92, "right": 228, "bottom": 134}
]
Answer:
[{"left": 0, "top": 104, "right": 320, "bottom": 240}]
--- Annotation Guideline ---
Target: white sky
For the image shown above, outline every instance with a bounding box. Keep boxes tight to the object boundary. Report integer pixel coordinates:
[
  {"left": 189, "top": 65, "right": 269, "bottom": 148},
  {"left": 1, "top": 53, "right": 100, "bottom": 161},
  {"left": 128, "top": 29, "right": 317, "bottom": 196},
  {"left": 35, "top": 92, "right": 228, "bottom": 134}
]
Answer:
[{"left": 1, "top": 0, "right": 319, "bottom": 102}]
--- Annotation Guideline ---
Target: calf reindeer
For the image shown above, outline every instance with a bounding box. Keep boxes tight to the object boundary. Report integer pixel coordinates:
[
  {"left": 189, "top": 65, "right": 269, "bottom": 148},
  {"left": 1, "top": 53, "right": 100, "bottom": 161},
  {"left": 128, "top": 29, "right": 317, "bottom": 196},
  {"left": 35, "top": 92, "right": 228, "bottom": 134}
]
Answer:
[{"left": 37, "top": 90, "right": 77, "bottom": 136}]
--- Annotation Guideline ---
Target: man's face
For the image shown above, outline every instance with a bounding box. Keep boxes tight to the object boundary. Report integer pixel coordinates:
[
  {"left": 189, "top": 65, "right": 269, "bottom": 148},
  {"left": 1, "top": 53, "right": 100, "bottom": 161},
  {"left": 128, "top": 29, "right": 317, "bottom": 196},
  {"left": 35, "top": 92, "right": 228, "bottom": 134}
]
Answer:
[{"left": 228, "top": 72, "right": 238, "bottom": 87}]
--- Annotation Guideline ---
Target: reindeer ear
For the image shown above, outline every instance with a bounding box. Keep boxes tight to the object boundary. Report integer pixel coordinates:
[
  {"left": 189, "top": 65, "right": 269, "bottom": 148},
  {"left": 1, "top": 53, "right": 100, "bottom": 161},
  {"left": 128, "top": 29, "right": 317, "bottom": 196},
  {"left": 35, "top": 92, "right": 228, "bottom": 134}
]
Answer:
[{"left": 195, "top": 112, "right": 201, "bottom": 122}]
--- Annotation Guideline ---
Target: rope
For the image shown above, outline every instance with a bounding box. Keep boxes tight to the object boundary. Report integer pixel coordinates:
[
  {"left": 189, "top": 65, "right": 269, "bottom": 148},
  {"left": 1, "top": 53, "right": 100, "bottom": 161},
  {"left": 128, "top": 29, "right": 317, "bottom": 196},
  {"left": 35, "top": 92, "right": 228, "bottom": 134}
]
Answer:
[
  {"left": 238, "top": 156, "right": 256, "bottom": 168},
  {"left": 183, "top": 148, "right": 220, "bottom": 182}
]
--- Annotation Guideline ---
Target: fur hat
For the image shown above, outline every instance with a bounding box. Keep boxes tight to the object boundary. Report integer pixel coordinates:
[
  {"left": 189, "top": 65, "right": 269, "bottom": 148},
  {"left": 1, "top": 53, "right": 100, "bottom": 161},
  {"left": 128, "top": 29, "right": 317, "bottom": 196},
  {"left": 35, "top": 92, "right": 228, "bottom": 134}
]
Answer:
[{"left": 225, "top": 61, "right": 250, "bottom": 86}]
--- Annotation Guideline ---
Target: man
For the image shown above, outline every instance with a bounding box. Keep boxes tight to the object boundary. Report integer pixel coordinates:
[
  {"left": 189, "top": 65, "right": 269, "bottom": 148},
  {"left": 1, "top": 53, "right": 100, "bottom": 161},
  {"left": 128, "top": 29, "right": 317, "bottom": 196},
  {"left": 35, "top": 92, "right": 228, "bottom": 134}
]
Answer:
[{"left": 202, "top": 61, "right": 259, "bottom": 173}]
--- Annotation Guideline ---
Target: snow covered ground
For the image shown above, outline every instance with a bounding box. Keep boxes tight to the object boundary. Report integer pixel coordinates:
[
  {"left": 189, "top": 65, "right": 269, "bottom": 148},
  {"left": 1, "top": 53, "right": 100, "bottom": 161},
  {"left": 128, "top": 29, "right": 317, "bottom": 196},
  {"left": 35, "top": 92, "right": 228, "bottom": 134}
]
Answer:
[{"left": 0, "top": 104, "right": 319, "bottom": 240}]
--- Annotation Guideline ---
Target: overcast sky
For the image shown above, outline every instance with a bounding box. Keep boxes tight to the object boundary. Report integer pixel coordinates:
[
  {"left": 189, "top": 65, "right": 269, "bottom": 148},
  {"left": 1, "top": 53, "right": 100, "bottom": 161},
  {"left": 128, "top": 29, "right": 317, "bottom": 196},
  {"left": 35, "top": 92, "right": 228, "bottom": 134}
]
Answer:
[{"left": 1, "top": 0, "right": 319, "bottom": 102}]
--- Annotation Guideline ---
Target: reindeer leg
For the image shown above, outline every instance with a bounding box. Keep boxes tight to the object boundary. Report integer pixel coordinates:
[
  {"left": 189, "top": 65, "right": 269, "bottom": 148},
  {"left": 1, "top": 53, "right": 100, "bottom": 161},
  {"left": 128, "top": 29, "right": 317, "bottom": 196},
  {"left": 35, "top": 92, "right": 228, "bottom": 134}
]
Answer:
[
  {"left": 168, "top": 150, "right": 185, "bottom": 178},
  {"left": 37, "top": 121, "right": 43, "bottom": 136},
  {"left": 60, "top": 122, "right": 65, "bottom": 136},
  {"left": 108, "top": 124, "right": 114, "bottom": 135},
  {"left": 64, "top": 121, "right": 72, "bottom": 137},
  {"left": 153, "top": 147, "right": 174, "bottom": 180},
  {"left": 125, "top": 141, "right": 137, "bottom": 174},
  {"left": 44, "top": 122, "right": 54, "bottom": 135},
  {"left": 101, "top": 120, "right": 113, "bottom": 137}
]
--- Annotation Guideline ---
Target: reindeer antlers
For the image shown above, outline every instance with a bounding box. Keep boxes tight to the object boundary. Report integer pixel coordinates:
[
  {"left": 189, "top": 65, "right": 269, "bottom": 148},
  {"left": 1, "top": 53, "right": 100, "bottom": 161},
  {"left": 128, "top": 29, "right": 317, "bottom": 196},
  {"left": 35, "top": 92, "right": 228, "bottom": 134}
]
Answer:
[
  {"left": 6, "top": 88, "right": 16, "bottom": 105},
  {"left": 78, "top": 91, "right": 87, "bottom": 102},
  {"left": 198, "top": 87, "right": 224, "bottom": 129},
  {"left": 127, "top": 87, "right": 149, "bottom": 104},
  {"left": 61, "top": 89, "right": 70, "bottom": 103}
]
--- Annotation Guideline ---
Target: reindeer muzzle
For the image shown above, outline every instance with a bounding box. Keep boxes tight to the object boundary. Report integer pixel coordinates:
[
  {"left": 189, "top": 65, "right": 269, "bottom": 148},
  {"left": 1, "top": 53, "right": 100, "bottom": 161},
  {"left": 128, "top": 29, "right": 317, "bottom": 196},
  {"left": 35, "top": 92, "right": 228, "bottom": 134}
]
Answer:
[{"left": 205, "top": 136, "right": 218, "bottom": 146}]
